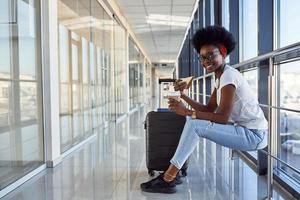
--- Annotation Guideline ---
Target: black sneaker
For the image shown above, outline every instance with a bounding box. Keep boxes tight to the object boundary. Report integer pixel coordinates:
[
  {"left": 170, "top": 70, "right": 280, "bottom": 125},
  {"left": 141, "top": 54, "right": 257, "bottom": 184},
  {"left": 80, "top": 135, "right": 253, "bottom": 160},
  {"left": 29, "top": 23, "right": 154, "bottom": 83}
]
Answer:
[
  {"left": 174, "top": 173, "right": 183, "bottom": 185},
  {"left": 140, "top": 174, "right": 177, "bottom": 194}
]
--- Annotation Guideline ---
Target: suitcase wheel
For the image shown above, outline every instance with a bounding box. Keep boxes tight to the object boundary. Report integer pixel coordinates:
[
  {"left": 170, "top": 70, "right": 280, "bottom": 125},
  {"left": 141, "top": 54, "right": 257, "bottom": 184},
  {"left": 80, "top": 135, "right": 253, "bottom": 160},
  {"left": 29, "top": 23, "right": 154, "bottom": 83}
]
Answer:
[
  {"left": 148, "top": 169, "right": 155, "bottom": 177},
  {"left": 181, "top": 168, "right": 187, "bottom": 177}
]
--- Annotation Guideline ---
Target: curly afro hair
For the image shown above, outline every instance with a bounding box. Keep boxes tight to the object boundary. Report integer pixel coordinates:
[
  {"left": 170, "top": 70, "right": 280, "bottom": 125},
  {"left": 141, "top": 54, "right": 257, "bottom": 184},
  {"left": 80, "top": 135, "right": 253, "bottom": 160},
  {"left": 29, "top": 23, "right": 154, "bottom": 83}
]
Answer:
[{"left": 192, "top": 25, "right": 236, "bottom": 55}]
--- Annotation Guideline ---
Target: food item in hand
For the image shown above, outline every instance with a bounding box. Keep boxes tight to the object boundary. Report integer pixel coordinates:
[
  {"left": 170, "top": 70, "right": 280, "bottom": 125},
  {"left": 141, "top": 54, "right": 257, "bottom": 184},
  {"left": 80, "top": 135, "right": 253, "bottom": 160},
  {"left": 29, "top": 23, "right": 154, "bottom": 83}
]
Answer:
[{"left": 180, "top": 76, "right": 194, "bottom": 89}]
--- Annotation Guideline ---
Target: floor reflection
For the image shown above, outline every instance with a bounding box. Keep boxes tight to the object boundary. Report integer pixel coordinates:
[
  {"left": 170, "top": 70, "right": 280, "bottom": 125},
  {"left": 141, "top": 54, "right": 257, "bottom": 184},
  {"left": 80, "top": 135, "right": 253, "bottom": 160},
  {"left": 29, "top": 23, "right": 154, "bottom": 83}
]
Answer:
[{"left": 1, "top": 107, "right": 296, "bottom": 200}]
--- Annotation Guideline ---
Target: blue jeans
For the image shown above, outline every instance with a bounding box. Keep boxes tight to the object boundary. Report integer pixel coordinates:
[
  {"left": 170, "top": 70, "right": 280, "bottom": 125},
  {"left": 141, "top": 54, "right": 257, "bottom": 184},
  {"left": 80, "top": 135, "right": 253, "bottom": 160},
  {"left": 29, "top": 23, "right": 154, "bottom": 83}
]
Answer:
[{"left": 170, "top": 117, "right": 268, "bottom": 169}]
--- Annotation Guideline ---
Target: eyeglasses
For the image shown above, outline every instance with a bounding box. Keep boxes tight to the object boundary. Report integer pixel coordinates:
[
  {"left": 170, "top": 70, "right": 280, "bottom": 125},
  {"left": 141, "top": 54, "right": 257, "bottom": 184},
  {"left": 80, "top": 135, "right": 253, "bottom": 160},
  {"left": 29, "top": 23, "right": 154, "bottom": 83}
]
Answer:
[{"left": 198, "top": 49, "right": 220, "bottom": 63}]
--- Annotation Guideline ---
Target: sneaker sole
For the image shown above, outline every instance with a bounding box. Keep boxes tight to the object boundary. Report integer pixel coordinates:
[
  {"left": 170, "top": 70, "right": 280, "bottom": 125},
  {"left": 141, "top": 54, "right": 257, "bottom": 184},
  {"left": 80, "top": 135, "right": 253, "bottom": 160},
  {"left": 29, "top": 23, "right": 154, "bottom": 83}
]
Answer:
[
  {"left": 174, "top": 180, "right": 183, "bottom": 185},
  {"left": 141, "top": 187, "right": 177, "bottom": 194}
]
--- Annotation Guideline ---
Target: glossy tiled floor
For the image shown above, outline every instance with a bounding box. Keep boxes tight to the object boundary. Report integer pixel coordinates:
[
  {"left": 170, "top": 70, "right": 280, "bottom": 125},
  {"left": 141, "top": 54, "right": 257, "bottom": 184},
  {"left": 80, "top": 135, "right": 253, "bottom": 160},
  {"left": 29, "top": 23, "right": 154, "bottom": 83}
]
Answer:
[{"left": 0, "top": 108, "right": 296, "bottom": 200}]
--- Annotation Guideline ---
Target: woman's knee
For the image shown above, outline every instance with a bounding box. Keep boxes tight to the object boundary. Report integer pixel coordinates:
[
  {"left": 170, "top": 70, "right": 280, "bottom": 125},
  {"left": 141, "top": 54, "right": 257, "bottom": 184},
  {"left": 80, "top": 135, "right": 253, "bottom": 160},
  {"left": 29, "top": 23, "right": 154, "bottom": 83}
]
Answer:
[
  {"left": 182, "top": 119, "right": 197, "bottom": 136},
  {"left": 184, "top": 118, "right": 197, "bottom": 130},
  {"left": 189, "top": 119, "right": 211, "bottom": 127},
  {"left": 189, "top": 119, "right": 213, "bottom": 137}
]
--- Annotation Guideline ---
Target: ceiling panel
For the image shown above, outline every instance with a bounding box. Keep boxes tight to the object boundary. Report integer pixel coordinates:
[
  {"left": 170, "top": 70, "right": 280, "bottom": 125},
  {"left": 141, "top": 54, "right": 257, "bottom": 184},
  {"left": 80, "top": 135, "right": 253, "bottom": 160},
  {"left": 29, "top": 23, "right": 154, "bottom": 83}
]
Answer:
[
  {"left": 126, "top": 19, "right": 147, "bottom": 24},
  {"left": 173, "top": 5, "right": 194, "bottom": 13},
  {"left": 144, "top": 0, "right": 172, "bottom": 6},
  {"left": 125, "top": 13, "right": 146, "bottom": 18},
  {"left": 173, "top": 0, "right": 195, "bottom": 6},
  {"left": 146, "top": 6, "right": 171, "bottom": 15},
  {"left": 121, "top": 6, "right": 145, "bottom": 14},
  {"left": 115, "top": 0, "right": 197, "bottom": 63},
  {"left": 117, "top": 0, "right": 144, "bottom": 6}
]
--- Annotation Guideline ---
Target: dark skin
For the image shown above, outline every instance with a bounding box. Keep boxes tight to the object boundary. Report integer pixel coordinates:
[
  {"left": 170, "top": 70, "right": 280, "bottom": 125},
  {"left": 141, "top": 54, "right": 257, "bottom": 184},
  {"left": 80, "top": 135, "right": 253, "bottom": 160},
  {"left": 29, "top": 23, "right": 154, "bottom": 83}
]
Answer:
[{"left": 163, "top": 44, "right": 236, "bottom": 182}]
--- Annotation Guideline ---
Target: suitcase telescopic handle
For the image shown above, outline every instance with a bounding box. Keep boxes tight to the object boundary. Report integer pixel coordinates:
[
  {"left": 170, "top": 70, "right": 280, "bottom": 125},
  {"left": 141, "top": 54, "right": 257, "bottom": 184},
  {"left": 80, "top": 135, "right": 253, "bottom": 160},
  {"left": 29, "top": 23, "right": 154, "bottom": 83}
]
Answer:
[
  {"left": 158, "top": 78, "right": 176, "bottom": 84},
  {"left": 158, "top": 78, "right": 177, "bottom": 108}
]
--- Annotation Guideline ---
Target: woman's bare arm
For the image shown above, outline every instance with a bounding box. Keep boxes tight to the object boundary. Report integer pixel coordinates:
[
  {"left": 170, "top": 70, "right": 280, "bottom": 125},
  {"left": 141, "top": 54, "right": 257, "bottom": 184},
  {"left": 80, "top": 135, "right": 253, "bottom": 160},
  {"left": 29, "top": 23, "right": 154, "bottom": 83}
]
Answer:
[
  {"left": 181, "top": 89, "right": 218, "bottom": 112},
  {"left": 186, "top": 85, "right": 236, "bottom": 124}
]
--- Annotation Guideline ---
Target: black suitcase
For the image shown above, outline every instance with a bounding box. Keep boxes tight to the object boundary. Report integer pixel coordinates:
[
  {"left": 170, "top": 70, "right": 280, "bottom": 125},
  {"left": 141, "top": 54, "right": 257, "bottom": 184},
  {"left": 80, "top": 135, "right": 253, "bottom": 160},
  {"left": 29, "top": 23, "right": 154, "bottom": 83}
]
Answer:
[{"left": 144, "top": 78, "right": 189, "bottom": 177}]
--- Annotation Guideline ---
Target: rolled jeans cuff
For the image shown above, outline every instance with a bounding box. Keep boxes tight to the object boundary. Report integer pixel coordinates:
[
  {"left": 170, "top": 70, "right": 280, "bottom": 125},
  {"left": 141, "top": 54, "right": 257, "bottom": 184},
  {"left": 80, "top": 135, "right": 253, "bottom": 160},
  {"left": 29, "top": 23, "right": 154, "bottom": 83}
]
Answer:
[{"left": 170, "top": 158, "right": 182, "bottom": 170}]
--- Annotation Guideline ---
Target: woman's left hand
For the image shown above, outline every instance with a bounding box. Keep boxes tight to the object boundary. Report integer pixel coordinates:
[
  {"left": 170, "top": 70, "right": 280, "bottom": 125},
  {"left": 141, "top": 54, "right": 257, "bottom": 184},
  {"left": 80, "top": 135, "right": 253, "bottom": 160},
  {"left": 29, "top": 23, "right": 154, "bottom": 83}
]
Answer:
[{"left": 168, "top": 97, "right": 189, "bottom": 116}]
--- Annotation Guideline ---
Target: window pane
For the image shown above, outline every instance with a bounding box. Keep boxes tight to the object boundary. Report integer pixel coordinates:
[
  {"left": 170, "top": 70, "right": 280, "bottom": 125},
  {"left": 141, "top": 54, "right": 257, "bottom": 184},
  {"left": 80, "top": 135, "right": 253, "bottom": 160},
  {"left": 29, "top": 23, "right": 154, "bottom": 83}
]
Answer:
[
  {"left": 60, "top": 115, "right": 72, "bottom": 151},
  {"left": 278, "top": 61, "right": 300, "bottom": 184},
  {"left": 83, "top": 84, "right": 89, "bottom": 108},
  {"left": 279, "top": 110, "right": 300, "bottom": 183},
  {"left": 0, "top": 81, "right": 11, "bottom": 128},
  {"left": 84, "top": 110, "right": 90, "bottom": 133},
  {"left": 21, "top": 124, "right": 42, "bottom": 161},
  {"left": 72, "top": 44, "right": 79, "bottom": 81},
  {"left": 59, "top": 24, "right": 70, "bottom": 82},
  {"left": 241, "top": 0, "right": 258, "bottom": 60},
  {"left": 90, "top": 43, "right": 95, "bottom": 83},
  {"left": 280, "top": 62, "right": 300, "bottom": 109},
  {"left": 60, "top": 83, "right": 69, "bottom": 113},
  {"left": 20, "top": 82, "right": 37, "bottom": 121},
  {"left": 222, "top": 0, "right": 230, "bottom": 29},
  {"left": 18, "top": 0, "right": 37, "bottom": 80},
  {"left": 0, "top": 0, "right": 15, "bottom": 23},
  {"left": 72, "top": 112, "right": 82, "bottom": 141},
  {"left": 278, "top": 0, "right": 300, "bottom": 48},
  {"left": 72, "top": 84, "right": 79, "bottom": 110},
  {"left": 242, "top": 69, "right": 258, "bottom": 99},
  {"left": 0, "top": 20, "right": 11, "bottom": 78},
  {"left": 92, "top": 108, "right": 98, "bottom": 129},
  {"left": 91, "top": 85, "right": 95, "bottom": 107},
  {"left": 82, "top": 37, "right": 89, "bottom": 83},
  {"left": 129, "top": 38, "right": 140, "bottom": 110},
  {"left": 0, "top": 131, "right": 11, "bottom": 162},
  {"left": 96, "top": 47, "right": 102, "bottom": 84}
]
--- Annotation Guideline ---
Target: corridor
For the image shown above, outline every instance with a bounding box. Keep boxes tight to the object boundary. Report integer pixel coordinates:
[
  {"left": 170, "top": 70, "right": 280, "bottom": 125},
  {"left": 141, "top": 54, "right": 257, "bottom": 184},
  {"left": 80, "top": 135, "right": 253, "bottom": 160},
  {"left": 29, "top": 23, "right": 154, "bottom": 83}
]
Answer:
[{"left": 1, "top": 109, "right": 294, "bottom": 200}]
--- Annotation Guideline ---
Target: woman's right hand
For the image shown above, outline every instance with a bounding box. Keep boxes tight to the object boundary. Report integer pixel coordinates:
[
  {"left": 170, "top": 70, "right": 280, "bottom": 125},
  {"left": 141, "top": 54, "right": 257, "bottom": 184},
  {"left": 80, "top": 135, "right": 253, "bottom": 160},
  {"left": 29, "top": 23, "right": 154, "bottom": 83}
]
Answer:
[{"left": 174, "top": 79, "right": 187, "bottom": 91}]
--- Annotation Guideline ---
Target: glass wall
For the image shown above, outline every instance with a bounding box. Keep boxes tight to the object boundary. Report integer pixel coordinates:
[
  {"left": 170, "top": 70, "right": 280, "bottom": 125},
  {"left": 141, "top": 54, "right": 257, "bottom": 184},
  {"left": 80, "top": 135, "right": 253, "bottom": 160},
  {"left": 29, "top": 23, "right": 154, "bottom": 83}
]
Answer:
[
  {"left": 0, "top": 0, "right": 44, "bottom": 189},
  {"left": 58, "top": 0, "right": 114, "bottom": 152}
]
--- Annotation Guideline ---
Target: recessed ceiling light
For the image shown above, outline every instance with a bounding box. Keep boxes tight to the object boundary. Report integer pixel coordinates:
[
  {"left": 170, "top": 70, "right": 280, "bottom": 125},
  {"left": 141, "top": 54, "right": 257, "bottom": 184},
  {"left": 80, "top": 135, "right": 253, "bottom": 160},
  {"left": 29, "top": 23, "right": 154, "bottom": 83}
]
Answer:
[
  {"left": 146, "top": 14, "right": 189, "bottom": 27},
  {"left": 60, "top": 16, "right": 113, "bottom": 31},
  {"left": 159, "top": 59, "right": 175, "bottom": 63}
]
